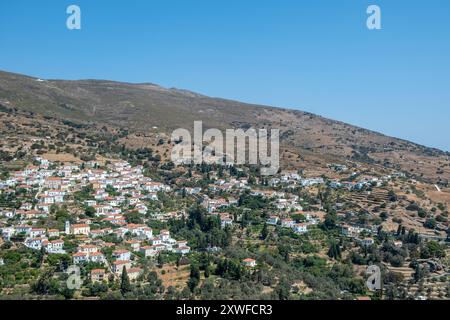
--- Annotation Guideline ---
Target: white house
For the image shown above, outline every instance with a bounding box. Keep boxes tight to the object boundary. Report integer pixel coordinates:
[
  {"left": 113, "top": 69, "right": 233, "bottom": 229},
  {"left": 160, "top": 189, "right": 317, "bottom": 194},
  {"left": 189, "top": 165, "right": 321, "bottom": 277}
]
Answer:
[
  {"left": 219, "top": 215, "right": 233, "bottom": 229},
  {"left": 47, "top": 229, "right": 60, "bottom": 238},
  {"left": 140, "top": 246, "right": 158, "bottom": 258},
  {"left": 25, "top": 238, "right": 45, "bottom": 250},
  {"left": 281, "top": 219, "right": 295, "bottom": 228},
  {"left": 44, "top": 240, "right": 65, "bottom": 254},
  {"left": 175, "top": 246, "right": 191, "bottom": 255},
  {"left": 1, "top": 227, "right": 14, "bottom": 241},
  {"left": 15, "top": 226, "right": 32, "bottom": 235},
  {"left": 72, "top": 252, "right": 89, "bottom": 264},
  {"left": 84, "top": 200, "right": 97, "bottom": 207},
  {"left": 293, "top": 223, "right": 308, "bottom": 234},
  {"left": 89, "top": 252, "right": 106, "bottom": 263},
  {"left": 112, "top": 249, "right": 131, "bottom": 261},
  {"left": 126, "top": 240, "right": 141, "bottom": 252},
  {"left": 359, "top": 238, "right": 375, "bottom": 247},
  {"left": 112, "top": 260, "right": 133, "bottom": 275},
  {"left": 72, "top": 251, "right": 105, "bottom": 264},
  {"left": 242, "top": 258, "right": 257, "bottom": 268},
  {"left": 91, "top": 269, "right": 106, "bottom": 283},
  {"left": 159, "top": 230, "right": 171, "bottom": 241},
  {"left": 151, "top": 238, "right": 163, "bottom": 246},
  {"left": 127, "top": 268, "right": 143, "bottom": 281},
  {"left": 78, "top": 244, "right": 99, "bottom": 254},
  {"left": 266, "top": 216, "right": 279, "bottom": 225},
  {"left": 341, "top": 224, "right": 363, "bottom": 238},
  {"left": 30, "top": 228, "right": 46, "bottom": 238},
  {"left": 66, "top": 221, "right": 90, "bottom": 235}
]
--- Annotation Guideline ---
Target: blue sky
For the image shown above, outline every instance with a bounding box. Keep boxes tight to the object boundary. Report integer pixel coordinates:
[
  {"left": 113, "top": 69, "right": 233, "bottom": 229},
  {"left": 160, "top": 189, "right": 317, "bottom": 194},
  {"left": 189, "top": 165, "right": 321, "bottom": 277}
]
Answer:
[{"left": 0, "top": 0, "right": 449, "bottom": 151}]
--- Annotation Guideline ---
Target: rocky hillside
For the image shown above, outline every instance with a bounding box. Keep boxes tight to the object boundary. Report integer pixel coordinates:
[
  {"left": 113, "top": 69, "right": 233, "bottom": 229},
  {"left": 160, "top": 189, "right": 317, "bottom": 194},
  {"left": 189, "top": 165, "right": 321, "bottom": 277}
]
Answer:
[{"left": 0, "top": 70, "right": 448, "bottom": 183}]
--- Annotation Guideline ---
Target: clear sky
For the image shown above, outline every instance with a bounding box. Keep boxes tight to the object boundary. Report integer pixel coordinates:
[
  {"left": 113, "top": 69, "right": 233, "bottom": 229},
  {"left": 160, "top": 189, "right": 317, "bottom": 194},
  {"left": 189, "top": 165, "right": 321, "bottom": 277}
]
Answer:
[{"left": 0, "top": 0, "right": 449, "bottom": 151}]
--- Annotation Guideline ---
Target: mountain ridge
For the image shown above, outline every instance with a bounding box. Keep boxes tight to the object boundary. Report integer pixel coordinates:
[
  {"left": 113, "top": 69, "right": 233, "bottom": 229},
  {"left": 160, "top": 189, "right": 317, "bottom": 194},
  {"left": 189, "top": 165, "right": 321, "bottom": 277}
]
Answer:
[
  {"left": 0, "top": 69, "right": 448, "bottom": 183},
  {"left": 0, "top": 69, "right": 444, "bottom": 152}
]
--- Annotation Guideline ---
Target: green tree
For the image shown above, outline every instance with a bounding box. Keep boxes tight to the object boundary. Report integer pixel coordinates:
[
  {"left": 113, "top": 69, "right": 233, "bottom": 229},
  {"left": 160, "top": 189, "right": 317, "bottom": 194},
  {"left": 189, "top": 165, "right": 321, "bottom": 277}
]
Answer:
[
  {"left": 327, "top": 242, "right": 342, "bottom": 260},
  {"left": 278, "top": 244, "right": 290, "bottom": 263},
  {"left": 423, "top": 218, "right": 437, "bottom": 229},
  {"left": 323, "top": 211, "right": 337, "bottom": 230},
  {"left": 413, "top": 264, "right": 425, "bottom": 283},
  {"left": 85, "top": 206, "right": 96, "bottom": 218},
  {"left": 188, "top": 264, "right": 200, "bottom": 292},
  {"left": 125, "top": 211, "right": 143, "bottom": 224},
  {"left": 260, "top": 223, "right": 269, "bottom": 240},
  {"left": 204, "top": 264, "right": 210, "bottom": 278},
  {"left": 157, "top": 253, "right": 164, "bottom": 268},
  {"left": 276, "top": 277, "right": 291, "bottom": 300},
  {"left": 31, "top": 269, "right": 59, "bottom": 295},
  {"left": 33, "top": 246, "right": 46, "bottom": 268},
  {"left": 120, "top": 267, "right": 132, "bottom": 295}
]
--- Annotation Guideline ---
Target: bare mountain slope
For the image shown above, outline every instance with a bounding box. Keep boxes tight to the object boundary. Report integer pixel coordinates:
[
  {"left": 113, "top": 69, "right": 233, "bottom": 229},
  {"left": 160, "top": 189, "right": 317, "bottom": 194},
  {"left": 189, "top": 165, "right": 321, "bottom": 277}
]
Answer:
[{"left": 0, "top": 70, "right": 448, "bottom": 182}]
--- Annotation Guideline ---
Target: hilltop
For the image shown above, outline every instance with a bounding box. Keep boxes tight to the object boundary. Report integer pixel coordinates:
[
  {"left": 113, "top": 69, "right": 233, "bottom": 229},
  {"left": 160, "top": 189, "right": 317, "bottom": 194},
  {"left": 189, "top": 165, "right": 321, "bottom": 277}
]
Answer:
[{"left": 0, "top": 70, "right": 448, "bottom": 183}]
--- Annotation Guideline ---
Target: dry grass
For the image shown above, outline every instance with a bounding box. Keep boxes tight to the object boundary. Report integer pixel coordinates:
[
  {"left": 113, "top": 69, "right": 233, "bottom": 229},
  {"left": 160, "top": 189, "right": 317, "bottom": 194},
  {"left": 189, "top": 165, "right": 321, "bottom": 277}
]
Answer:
[
  {"left": 42, "top": 152, "right": 82, "bottom": 163},
  {"left": 157, "top": 264, "right": 190, "bottom": 289}
]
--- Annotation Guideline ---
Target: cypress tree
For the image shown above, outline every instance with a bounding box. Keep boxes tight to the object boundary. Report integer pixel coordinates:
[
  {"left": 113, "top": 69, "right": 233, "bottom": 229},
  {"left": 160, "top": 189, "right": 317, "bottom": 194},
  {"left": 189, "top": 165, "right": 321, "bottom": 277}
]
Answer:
[
  {"left": 261, "top": 223, "right": 269, "bottom": 240},
  {"left": 120, "top": 267, "right": 132, "bottom": 295}
]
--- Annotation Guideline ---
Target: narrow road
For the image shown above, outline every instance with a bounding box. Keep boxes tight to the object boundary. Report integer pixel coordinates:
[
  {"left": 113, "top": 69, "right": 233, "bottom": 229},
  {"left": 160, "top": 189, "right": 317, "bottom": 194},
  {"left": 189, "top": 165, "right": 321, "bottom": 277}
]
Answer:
[{"left": 34, "top": 181, "right": 44, "bottom": 201}]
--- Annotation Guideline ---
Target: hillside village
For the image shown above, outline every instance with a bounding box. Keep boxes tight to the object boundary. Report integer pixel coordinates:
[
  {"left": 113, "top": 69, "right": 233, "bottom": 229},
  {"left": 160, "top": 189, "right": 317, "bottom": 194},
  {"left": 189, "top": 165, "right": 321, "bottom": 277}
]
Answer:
[
  {"left": 0, "top": 149, "right": 449, "bottom": 300},
  {"left": 0, "top": 97, "right": 448, "bottom": 300}
]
